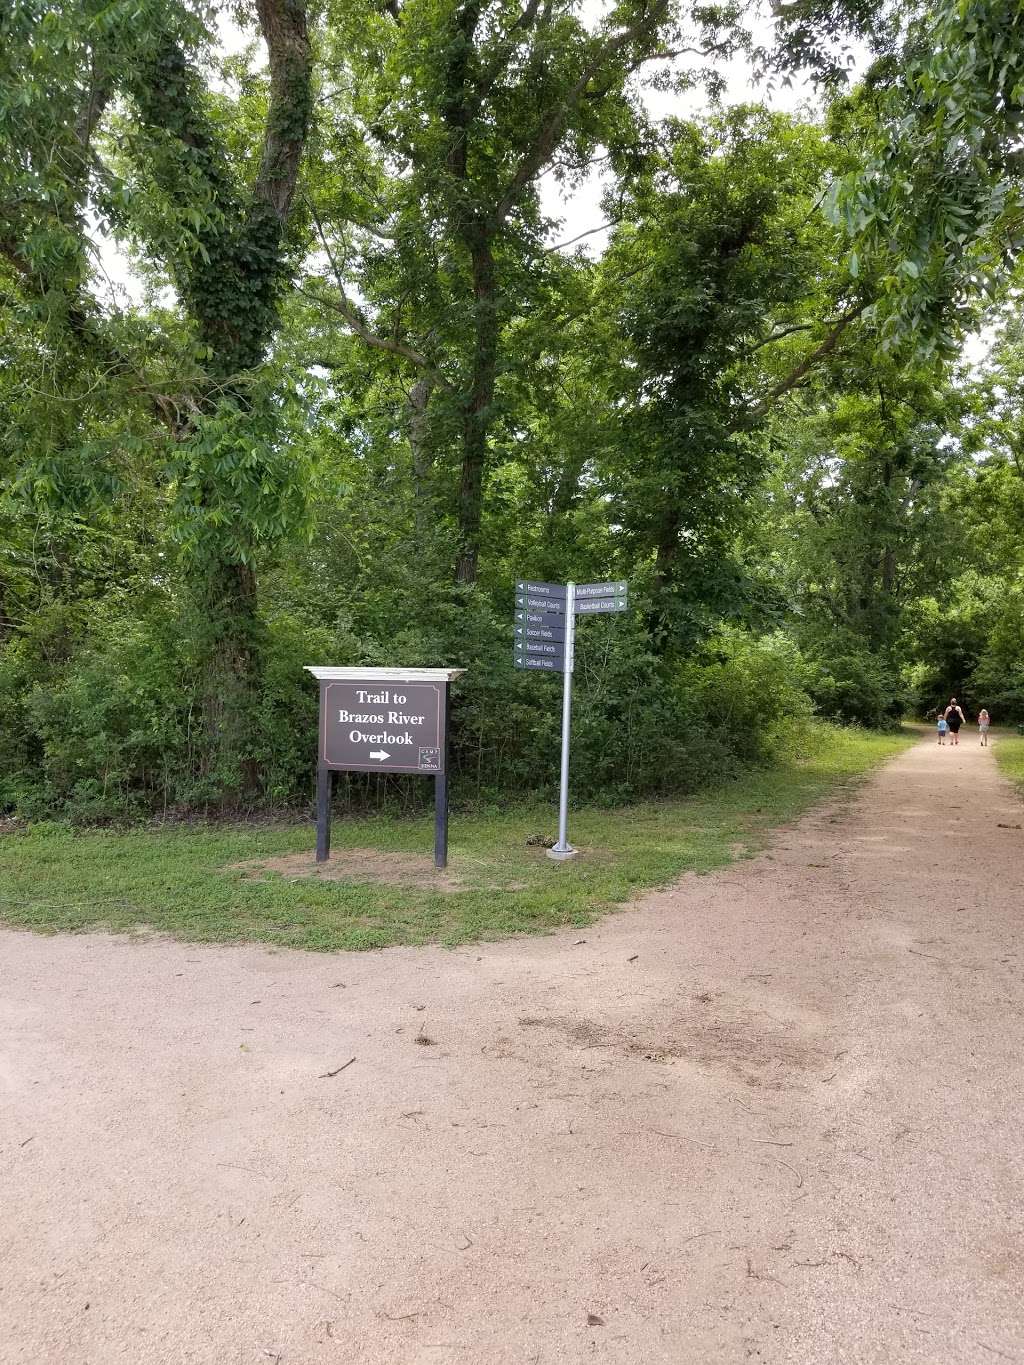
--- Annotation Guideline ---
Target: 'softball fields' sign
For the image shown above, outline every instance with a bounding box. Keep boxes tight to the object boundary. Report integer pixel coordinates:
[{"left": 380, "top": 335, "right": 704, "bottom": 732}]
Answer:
[{"left": 321, "top": 679, "right": 446, "bottom": 773}]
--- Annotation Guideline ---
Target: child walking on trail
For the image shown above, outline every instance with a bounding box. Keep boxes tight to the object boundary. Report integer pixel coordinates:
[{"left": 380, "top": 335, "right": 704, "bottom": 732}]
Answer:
[
  {"left": 979, "top": 708, "right": 990, "bottom": 746},
  {"left": 937, "top": 713, "right": 948, "bottom": 745}
]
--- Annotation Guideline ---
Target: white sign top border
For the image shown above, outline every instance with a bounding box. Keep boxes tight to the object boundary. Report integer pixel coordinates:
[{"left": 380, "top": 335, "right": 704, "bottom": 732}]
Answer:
[{"left": 305, "top": 666, "right": 466, "bottom": 682}]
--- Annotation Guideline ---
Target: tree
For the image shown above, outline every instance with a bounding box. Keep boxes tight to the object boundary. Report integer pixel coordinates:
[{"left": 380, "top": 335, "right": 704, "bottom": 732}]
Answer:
[
  {"left": 298, "top": 0, "right": 747, "bottom": 583},
  {"left": 1, "top": 0, "right": 313, "bottom": 795},
  {"left": 593, "top": 106, "right": 863, "bottom": 643},
  {"left": 761, "top": 341, "right": 966, "bottom": 722},
  {"left": 773, "top": 0, "right": 1024, "bottom": 351}
]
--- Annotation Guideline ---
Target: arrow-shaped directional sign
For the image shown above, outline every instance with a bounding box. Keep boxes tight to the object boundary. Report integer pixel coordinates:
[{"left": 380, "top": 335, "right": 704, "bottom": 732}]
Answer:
[
  {"left": 515, "top": 623, "right": 565, "bottom": 642},
  {"left": 515, "top": 607, "right": 565, "bottom": 628},
  {"left": 369, "top": 749, "right": 390, "bottom": 761},
  {"left": 575, "top": 580, "right": 628, "bottom": 599},
  {"left": 514, "top": 651, "right": 565, "bottom": 672},
  {"left": 515, "top": 580, "right": 566, "bottom": 598},
  {"left": 575, "top": 595, "right": 628, "bottom": 615},
  {"left": 516, "top": 593, "right": 566, "bottom": 613}
]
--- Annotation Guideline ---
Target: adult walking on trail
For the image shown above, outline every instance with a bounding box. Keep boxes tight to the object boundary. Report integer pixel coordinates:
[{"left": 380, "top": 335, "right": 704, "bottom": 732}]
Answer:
[
  {"left": 944, "top": 698, "right": 966, "bottom": 745},
  {"left": 978, "top": 707, "right": 991, "bottom": 746}
]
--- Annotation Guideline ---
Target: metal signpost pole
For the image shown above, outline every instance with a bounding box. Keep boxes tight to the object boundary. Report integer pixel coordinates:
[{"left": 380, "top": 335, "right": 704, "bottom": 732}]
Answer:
[{"left": 548, "top": 582, "right": 577, "bottom": 860}]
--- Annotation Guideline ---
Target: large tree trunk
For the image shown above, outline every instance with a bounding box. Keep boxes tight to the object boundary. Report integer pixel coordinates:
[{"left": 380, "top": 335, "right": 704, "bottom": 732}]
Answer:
[
  {"left": 652, "top": 500, "right": 682, "bottom": 597},
  {"left": 168, "top": 0, "right": 310, "bottom": 801},
  {"left": 455, "top": 232, "right": 499, "bottom": 584},
  {"left": 407, "top": 377, "right": 435, "bottom": 533},
  {"left": 198, "top": 560, "right": 263, "bottom": 804}
]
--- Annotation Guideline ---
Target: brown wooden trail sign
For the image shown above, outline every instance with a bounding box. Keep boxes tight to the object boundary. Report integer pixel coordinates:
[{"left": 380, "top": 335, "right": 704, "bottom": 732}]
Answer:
[{"left": 305, "top": 667, "right": 465, "bottom": 869}]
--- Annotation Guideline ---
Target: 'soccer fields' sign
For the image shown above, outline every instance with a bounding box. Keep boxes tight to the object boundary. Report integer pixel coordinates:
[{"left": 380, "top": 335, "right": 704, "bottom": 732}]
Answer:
[{"left": 321, "top": 679, "right": 446, "bottom": 773}]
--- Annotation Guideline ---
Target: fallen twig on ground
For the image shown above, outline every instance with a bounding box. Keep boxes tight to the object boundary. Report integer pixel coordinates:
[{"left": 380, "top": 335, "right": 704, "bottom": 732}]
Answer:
[{"left": 318, "top": 1057, "right": 356, "bottom": 1078}]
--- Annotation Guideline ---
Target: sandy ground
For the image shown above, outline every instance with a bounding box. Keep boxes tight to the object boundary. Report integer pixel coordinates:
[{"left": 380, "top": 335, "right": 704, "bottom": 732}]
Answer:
[{"left": 2, "top": 735, "right": 1024, "bottom": 1365}]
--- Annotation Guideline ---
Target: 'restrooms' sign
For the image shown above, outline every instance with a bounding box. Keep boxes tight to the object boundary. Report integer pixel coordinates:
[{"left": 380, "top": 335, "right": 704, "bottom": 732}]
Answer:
[{"left": 321, "top": 679, "right": 446, "bottom": 773}]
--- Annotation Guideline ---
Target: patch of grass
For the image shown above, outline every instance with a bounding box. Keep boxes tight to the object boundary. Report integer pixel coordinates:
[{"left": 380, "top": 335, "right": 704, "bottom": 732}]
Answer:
[
  {"left": 993, "top": 729, "right": 1024, "bottom": 797},
  {"left": 0, "top": 724, "right": 915, "bottom": 952}
]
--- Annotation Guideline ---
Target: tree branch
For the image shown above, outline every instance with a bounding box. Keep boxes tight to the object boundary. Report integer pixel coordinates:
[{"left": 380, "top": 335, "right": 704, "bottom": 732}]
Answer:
[
  {"left": 543, "top": 219, "right": 621, "bottom": 253},
  {"left": 493, "top": 0, "right": 670, "bottom": 227},
  {"left": 74, "top": 54, "right": 113, "bottom": 153},
  {"left": 302, "top": 196, "right": 451, "bottom": 383},
  {"left": 473, "top": 0, "right": 547, "bottom": 107},
  {"left": 297, "top": 287, "right": 454, "bottom": 390},
  {"left": 741, "top": 322, "right": 815, "bottom": 356},
  {"left": 750, "top": 302, "right": 867, "bottom": 418}
]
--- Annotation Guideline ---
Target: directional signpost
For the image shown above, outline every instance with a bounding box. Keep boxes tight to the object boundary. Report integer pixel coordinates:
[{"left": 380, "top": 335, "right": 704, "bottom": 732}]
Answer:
[
  {"left": 513, "top": 578, "right": 628, "bottom": 859},
  {"left": 305, "top": 667, "right": 465, "bottom": 868}
]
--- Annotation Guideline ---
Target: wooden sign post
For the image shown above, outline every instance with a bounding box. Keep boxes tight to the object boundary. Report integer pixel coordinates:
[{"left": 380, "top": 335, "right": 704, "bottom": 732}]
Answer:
[{"left": 305, "top": 667, "right": 465, "bottom": 868}]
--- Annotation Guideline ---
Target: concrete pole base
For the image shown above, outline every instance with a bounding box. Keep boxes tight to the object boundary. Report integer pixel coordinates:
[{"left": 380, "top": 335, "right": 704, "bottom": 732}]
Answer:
[{"left": 546, "top": 845, "right": 578, "bottom": 861}]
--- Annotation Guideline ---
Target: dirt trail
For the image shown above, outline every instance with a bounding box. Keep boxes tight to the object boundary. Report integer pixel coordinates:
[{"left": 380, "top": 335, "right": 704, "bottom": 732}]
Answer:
[{"left": 2, "top": 735, "right": 1024, "bottom": 1364}]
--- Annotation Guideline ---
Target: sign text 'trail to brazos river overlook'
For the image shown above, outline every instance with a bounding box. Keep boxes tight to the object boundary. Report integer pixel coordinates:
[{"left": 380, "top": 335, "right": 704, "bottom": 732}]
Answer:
[{"left": 321, "top": 679, "right": 446, "bottom": 773}]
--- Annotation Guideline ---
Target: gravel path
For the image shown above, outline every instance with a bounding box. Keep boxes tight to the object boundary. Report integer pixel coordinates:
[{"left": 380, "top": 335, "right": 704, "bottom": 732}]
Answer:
[{"left": 2, "top": 734, "right": 1023, "bottom": 1364}]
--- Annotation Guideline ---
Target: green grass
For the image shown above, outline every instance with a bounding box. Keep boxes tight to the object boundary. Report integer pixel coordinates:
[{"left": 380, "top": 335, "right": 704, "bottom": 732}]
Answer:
[
  {"left": 0, "top": 725, "right": 915, "bottom": 952},
  {"left": 993, "top": 729, "right": 1024, "bottom": 797}
]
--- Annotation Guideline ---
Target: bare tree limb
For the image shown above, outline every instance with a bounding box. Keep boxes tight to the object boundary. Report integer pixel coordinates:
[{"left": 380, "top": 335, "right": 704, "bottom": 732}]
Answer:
[
  {"left": 301, "top": 192, "right": 451, "bottom": 387},
  {"left": 297, "top": 287, "right": 454, "bottom": 390},
  {"left": 750, "top": 302, "right": 867, "bottom": 418},
  {"left": 493, "top": 0, "right": 670, "bottom": 227},
  {"left": 741, "top": 322, "right": 815, "bottom": 355},
  {"left": 74, "top": 52, "right": 112, "bottom": 152},
  {"left": 473, "top": 0, "right": 547, "bottom": 106},
  {"left": 543, "top": 219, "right": 621, "bottom": 253}
]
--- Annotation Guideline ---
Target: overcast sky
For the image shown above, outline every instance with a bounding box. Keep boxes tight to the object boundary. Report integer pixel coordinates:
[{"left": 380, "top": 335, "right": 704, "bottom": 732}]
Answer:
[{"left": 542, "top": 6, "right": 826, "bottom": 257}]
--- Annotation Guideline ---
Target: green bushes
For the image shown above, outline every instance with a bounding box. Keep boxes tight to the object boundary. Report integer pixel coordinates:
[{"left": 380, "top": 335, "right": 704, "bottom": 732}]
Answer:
[
  {"left": 801, "top": 633, "right": 907, "bottom": 728},
  {"left": 0, "top": 587, "right": 821, "bottom": 821},
  {"left": 678, "top": 628, "right": 814, "bottom": 764},
  {"left": 0, "top": 598, "right": 332, "bottom": 820}
]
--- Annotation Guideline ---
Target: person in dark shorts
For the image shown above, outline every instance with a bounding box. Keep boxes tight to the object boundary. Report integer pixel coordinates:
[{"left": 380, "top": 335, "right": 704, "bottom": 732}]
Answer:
[{"left": 944, "top": 698, "right": 966, "bottom": 745}]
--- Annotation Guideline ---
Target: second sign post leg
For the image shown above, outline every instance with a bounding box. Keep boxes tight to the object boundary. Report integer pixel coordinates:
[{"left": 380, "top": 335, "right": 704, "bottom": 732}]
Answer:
[
  {"left": 316, "top": 766, "right": 332, "bottom": 863},
  {"left": 548, "top": 582, "right": 577, "bottom": 860}
]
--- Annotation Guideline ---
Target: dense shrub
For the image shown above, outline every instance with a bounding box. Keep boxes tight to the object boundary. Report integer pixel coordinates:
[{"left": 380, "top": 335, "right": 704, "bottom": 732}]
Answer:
[
  {"left": 677, "top": 628, "right": 814, "bottom": 765},
  {"left": 801, "top": 633, "right": 907, "bottom": 728},
  {"left": 0, "top": 588, "right": 819, "bottom": 821}
]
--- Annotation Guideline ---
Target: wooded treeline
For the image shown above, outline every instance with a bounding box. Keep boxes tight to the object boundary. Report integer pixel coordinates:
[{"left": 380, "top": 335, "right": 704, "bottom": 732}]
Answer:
[{"left": 2, "top": 0, "right": 1023, "bottom": 819}]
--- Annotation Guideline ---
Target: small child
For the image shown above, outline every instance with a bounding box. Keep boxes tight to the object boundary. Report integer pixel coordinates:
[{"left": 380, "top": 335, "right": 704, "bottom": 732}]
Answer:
[
  {"left": 937, "top": 713, "right": 948, "bottom": 745},
  {"left": 978, "top": 708, "right": 990, "bottom": 746}
]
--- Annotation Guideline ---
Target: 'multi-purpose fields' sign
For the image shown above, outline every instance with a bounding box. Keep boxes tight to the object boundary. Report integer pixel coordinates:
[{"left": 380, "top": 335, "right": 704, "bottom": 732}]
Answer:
[{"left": 305, "top": 667, "right": 465, "bottom": 868}]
